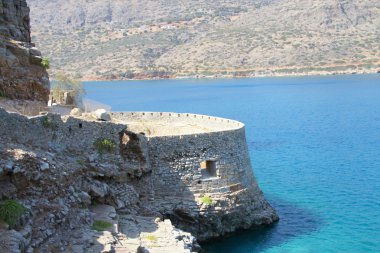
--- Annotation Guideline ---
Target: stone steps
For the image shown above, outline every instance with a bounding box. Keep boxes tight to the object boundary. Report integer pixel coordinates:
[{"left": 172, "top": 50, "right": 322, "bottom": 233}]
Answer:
[
  {"left": 113, "top": 245, "right": 134, "bottom": 253},
  {"left": 118, "top": 215, "right": 194, "bottom": 253},
  {"left": 87, "top": 205, "right": 195, "bottom": 252}
]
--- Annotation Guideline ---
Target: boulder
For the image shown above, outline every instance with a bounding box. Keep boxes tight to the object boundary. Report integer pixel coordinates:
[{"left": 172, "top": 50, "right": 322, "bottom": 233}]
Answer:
[
  {"left": 39, "top": 162, "right": 50, "bottom": 171},
  {"left": 89, "top": 180, "right": 109, "bottom": 198},
  {"left": 78, "top": 191, "right": 91, "bottom": 205},
  {"left": 92, "top": 109, "right": 111, "bottom": 121},
  {"left": 0, "top": 180, "right": 17, "bottom": 198},
  {"left": 70, "top": 108, "right": 83, "bottom": 117},
  {"left": 0, "top": 230, "right": 27, "bottom": 253}
]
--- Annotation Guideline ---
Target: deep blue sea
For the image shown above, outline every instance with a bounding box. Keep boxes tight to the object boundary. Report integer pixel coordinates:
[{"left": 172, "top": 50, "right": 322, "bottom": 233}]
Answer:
[{"left": 84, "top": 74, "right": 380, "bottom": 253}]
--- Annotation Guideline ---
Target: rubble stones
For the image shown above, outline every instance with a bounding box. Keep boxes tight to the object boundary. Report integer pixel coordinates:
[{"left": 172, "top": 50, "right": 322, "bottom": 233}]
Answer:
[
  {"left": 0, "top": 230, "right": 27, "bottom": 253},
  {"left": 92, "top": 109, "right": 111, "bottom": 121},
  {"left": 70, "top": 108, "right": 83, "bottom": 117}
]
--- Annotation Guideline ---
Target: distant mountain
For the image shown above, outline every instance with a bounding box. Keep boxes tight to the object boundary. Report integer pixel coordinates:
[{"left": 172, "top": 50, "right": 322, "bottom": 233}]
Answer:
[{"left": 28, "top": 0, "right": 380, "bottom": 80}]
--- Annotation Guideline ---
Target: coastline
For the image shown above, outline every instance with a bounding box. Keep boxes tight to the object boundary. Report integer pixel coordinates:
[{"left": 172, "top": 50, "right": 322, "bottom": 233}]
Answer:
[{"left": 76, "top": 68, "right": 380, "bottom": 82}]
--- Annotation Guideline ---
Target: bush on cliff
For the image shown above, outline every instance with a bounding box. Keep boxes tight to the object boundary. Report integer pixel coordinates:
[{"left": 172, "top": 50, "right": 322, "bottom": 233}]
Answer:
[
  {"left": 41, "top": 116, "right": 55, "bottom": 129},
  {"left": 200, "top": 196, "right": 214, "bottom": 206},
  {"left": 92, "top": 220, "right": 113, "bottom": 231},
  {"left": 0, "top": 200, "right": 26, "bottom": 229},
  {"left": 145, "top": 234, "right": 158, "bottom": 242},
  {"left": 94, "top": 138, "right": 117, "bottom": 154},
  {"left": 41, "top": 57, "right": 50, "bottom": 69}
]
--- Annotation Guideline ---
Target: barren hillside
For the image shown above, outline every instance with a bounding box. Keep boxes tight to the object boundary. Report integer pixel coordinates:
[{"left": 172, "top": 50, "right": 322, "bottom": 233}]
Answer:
[{"left": 28, "top": 0, "right": 380, "bottom": 79}]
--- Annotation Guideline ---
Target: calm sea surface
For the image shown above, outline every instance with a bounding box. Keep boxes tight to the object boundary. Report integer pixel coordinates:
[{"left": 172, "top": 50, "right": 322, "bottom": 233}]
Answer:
[{"left": 84, "top": 74, "right": 380, "bottom": 253}]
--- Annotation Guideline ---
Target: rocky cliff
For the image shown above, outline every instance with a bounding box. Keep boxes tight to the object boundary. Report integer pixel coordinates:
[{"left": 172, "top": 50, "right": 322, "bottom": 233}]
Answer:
[
  {"left": 0, "top": 109, "right": 278, "bottom": 252},
  {"left": 0, "top": 0, "right": 49, "bottom": 101}
]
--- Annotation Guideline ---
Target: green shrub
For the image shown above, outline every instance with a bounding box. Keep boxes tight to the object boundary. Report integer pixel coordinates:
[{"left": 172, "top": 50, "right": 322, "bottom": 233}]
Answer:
[
  {"left": 0, "top": 200, "right": 26, "bottom": 228},
  {"left": 41, "top": 117, "right": 55, "bottom": 129},
  {"left": 91, "top": 220, "right": 113, "bottom": 231},
  {"left": 145, "top": 234, "right": 158, "bottom": 242},
  {"left": 0, "top": 90, "right": 5, "bottom": 98},
  {"left": 41, "top": 57, "right": 50, "bottom": 69},
  {"left": 94, "top": 138, "right": 116, "bottom": 154},
  {"left": 80, "top": 203, "right": 88, "bottom": 209},
  {"left": 76, "top": 159, "right": 85, "bottom": 167},
  {"left": 200, "top": 196, "right": 214, "bottom": 206}
]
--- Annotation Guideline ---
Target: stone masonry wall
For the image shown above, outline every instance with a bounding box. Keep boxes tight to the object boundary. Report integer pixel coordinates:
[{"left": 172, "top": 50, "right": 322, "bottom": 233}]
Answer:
[
  {"left": 113, "top": 111, "right": 278, "bottom": 240},
  {"left": 146, "top": 126, "right": 277, "bottom": 240},
  {"left": 0, "top": 0, "right": 49, "bottom": 101}
]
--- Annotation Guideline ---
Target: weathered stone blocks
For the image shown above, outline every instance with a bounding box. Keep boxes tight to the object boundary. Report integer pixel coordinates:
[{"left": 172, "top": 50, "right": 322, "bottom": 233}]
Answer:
[{"left": 0, "top": 0, "right": 49, "bottom": 101}]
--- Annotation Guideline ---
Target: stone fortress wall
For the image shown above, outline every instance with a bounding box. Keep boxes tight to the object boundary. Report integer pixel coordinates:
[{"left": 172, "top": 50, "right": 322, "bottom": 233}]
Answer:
[
  {"left": 112, "top": 111, "right": 256, "bottom": 201},
  {"left": 0, "top": 108, "right": 278, "bottom": 243},
  {"left": 112, "top": 112, "right": 277, "bottom": 239},
  {"left": 112, "top": 111, "right": 244, "bottom": 135}
]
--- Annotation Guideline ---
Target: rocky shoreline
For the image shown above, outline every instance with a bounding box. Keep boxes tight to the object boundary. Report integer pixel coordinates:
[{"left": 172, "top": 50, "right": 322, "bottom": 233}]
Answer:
[{"left": 78, "top": 68, "right": 380, "bottom": 82}]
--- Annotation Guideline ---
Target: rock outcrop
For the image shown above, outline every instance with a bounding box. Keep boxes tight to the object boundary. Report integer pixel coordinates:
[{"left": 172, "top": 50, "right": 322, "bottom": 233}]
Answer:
[
  {"left": 0, "top": 0, "right": 49, "bottom": 101},
  {"left": 0, "top": 109, "right": 202, "bottom": 252}
]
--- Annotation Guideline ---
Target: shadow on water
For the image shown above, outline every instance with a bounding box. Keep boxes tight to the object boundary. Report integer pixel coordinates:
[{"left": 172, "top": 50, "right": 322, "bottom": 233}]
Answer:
[{"left": 202, "top": 197, "right": 323, "bottom": 253}]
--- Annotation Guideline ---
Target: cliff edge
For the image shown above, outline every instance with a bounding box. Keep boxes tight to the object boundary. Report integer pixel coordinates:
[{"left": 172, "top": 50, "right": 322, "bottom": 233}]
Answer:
[{"left": 0, "top": 0, "right": 49, "bottom": 101}]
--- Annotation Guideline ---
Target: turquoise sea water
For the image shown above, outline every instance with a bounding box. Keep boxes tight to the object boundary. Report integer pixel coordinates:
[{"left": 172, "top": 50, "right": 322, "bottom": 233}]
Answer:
[{"left": 84, "top": 74, "right": 380, "bottom": 253}]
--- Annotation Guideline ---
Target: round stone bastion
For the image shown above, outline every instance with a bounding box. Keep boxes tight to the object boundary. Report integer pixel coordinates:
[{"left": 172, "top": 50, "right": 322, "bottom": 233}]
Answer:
[
  {"left": 111, "top": 111, "right": 244, "bottom": 137},
  {"left": 112, "top": 112, "right": 279, "bottom": 240}
]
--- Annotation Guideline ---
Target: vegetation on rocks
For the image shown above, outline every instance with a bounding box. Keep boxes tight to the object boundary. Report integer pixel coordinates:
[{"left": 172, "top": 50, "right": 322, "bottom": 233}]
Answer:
[
  {"left": 41, "top": 57, "right": 50, "bottom": 69},
  {"left": 200, "top": 196, "right": 214, "bottom": 206},
  {"left": 145, "top": 234, "right": 158, "bottom": 242},
  {"left": 41, "top": 116, "right": 55, "bottom": 129},
  {"left": 76, "top": 159, "right": 86, "bottom": 167},
  {"left": 94, "top": 138, "right": 117, "bottom": 154},
  {"left": 0, "top": 200, "right": 26, "bottom": 229},
  {"left": 91, "top": 220, "right": 113, "bottom": 231}
]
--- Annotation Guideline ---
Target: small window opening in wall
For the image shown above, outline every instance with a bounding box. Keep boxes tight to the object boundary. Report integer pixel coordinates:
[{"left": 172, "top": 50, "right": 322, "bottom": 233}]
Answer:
[
  {"left": 78, "top": 123, "right": 83, "bottom": 129},
  {"left": 200, "top": 160, "right": 217, "bottom": 178}
]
